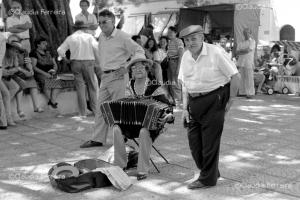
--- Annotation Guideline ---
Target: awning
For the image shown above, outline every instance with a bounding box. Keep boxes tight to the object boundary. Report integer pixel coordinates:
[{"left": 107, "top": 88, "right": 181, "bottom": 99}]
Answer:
[{"left": 274, "top": 41, "right": 300, "bottom": 51}]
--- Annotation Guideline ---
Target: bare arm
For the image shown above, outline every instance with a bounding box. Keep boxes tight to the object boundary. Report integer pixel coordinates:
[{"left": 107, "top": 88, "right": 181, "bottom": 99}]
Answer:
[
  {"left": 7, "top": 22, "right": 32, "bottom": 33},
  {"left": 31, "top": 57, "right": 51, "bottom": 77},
  {"left": 52, "top": 58, "right": 58, "bottom": 71}
]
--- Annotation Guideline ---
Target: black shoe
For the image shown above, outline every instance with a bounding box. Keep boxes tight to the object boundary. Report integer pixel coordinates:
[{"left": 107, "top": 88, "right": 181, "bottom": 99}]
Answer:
[
  {"left": 80, "top": 140, "right": 103, "bottom": 148},
  {"left": 87, "top": 101, "right": 92, "bottom": 112},
  {"left": 187, "top": 180, "right": 211, "bottom": 189},
  {"left": 137, "top": 173, "right": 147, "bottom": 181},
  {"left": 48, "top": 100, "right": 58, "bottom": 109},
  {"left": 0, "top": 126, "right": 7, "bottom": 130}
]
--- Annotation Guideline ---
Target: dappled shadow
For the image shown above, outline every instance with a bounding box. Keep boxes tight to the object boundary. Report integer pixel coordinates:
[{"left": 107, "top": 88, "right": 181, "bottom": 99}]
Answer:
[{"left": 1, "top": 95, "right": 300, "bottom": 199}]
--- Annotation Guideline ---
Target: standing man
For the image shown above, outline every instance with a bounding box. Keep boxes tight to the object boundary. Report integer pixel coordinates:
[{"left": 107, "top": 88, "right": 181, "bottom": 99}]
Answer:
[
  {"left": 167, "top": 26, "right": 184, "bottom": 107},
  {"left": 80, "top": 9, "right": 144, "bottom": 148},
  {"left": 6, "top": 0, "right": 32, "bottom": 52},
  {"left": 57, "top": 21, "right": 99, "bottom": 117},
  {"left": 236, "top": 28, "right": 256, "bottom": 98},
  {"left": 75, "top": 0, "right": 98, "bottom": 36},
  {"left": 178, "top": 25, "right": 240, "bottom": 189}
]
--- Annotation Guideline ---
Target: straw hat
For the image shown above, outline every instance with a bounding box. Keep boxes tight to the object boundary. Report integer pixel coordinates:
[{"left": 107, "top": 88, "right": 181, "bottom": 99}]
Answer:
[
  {"left": 179, "top": 25, "right": 204, "bottom": 38},
  {"left": 48, "top": 162, "right": 79, "bottom": 179},
  {"left": 126, "top": 53, "right": 153, "bottom": 70}
]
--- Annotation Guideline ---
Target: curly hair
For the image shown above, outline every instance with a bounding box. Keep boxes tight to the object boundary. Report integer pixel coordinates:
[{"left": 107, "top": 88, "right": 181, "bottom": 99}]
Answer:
[{"left": 144, "top": 38, "right": 158, "bottom": 53}]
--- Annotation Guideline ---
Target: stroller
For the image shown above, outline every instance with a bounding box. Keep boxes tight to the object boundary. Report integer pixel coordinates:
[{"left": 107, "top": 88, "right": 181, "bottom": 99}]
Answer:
[{"left": 261, "top": 55, "right": 296, "bottom": 95}]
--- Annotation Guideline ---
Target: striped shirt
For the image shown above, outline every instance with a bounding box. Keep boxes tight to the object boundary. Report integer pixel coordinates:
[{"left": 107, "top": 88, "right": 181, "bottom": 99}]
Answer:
[{"left": 167, "top": 38, "right": 184, "bottom": 58}]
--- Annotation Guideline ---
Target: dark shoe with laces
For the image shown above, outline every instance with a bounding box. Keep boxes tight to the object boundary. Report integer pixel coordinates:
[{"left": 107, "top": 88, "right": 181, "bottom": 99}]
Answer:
[
  {"left": 80, "top": 140, "right": 103, "bottom": 148},
  {"left": 187, "top": 180, "right": 212, "bottom": 189},
  {"left": 48, "top": 100, "right": 58, "bottom": 109}
]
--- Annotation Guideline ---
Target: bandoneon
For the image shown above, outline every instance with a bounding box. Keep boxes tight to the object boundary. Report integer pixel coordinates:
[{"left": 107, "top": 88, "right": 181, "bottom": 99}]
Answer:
[{"left": 100, "top": 97, "right": 170, "bottom": 130}]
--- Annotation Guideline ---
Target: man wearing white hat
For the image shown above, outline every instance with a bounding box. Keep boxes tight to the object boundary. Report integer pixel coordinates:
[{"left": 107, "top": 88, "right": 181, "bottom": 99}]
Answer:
[{"left": 178, "top": 25, "right": 240, "bottom": 189}]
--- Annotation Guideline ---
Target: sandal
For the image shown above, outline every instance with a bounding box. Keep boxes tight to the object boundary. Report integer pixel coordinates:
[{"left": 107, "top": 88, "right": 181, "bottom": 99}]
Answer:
[
  {"left": 48, "top": 100, "right": 58, "bottom": 109},
  {"left": 17, "top": 111, "right": 26, "bottom": 118}
]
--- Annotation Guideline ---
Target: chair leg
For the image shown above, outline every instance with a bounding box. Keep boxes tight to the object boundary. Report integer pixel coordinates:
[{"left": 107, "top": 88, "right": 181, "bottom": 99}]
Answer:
[
  {"left": 149, "top": 157, "right": 160, "bottom": 173},
  {"left": 132, "top": 138, "right": 160, "bottom": 173},
  {"left": 152, "top": 145, "right": 169, "bottom": 164}
]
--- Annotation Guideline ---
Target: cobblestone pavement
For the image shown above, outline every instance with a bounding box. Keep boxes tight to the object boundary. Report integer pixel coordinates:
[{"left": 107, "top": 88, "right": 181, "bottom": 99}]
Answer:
[{"left": 0, "top": 94, "right": 300, "bottom": 200}]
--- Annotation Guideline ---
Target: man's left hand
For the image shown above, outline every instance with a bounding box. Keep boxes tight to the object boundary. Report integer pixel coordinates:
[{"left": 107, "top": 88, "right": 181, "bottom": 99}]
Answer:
[
  {"left": 24, "top": 57, "right": 31, "bottom": 64},
  {"left": 225, "top": 98, "right": 234, "bottom": 116},
  {"left": 157, "top": 113, "right": 174, "bottom": 125}
]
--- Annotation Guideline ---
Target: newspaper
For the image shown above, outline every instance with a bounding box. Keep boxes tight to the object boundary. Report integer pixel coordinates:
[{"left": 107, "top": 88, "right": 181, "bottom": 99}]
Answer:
[{"left": 93, "top": 166, "right": 132, "bottom": 191}]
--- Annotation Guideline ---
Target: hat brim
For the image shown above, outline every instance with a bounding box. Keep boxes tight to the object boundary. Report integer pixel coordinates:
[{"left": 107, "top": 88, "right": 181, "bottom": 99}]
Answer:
[
  {"left": 127, "top": 58, "right": 153, "bottom": 70},
  {"left": 51, "top": 165, "right": 79, "bottom": 179},
  {"left": 179, "top": 31, "right": 203, "bottom": 38},
  {"left": 6, "top": 42, "right": 24, "bottom": 51}
]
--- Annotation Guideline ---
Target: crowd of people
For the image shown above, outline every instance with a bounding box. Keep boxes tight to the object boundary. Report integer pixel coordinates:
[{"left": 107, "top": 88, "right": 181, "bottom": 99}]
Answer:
[{"left": 1, "top": 0, "right": 299, "bottom": 188}]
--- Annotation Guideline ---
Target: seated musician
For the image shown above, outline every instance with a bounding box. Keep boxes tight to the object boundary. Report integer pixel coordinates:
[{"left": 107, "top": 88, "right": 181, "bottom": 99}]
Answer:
[{"left": 113, "top": 53, "right": 174, "bottom": 181}]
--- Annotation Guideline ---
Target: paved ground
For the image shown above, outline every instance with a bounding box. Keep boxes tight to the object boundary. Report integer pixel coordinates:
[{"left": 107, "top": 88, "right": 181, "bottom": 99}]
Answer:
[{"left": 0, "top": 94, "right": 300, "bottom": 200}]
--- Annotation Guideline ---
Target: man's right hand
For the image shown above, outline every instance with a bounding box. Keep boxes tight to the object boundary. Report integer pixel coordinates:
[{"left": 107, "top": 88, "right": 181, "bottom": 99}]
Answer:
[{"left": 182, "top": 110, "right": 190, "bottom": 127}]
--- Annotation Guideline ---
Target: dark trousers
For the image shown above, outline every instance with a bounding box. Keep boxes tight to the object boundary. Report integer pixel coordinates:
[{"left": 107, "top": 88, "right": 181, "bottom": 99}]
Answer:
[{"left": 187, "top": 83, "right": 230, "bottom": 186}]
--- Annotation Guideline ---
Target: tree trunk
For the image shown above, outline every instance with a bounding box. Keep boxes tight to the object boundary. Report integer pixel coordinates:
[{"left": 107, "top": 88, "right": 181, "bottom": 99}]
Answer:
[{"left": 3, "top": 0, "right": 73, "bottom": 56}]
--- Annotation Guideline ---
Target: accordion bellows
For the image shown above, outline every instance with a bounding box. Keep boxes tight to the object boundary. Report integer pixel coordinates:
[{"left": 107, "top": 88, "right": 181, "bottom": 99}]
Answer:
[{"left": 100, "top": 98, "right": 170, "bottom": 130}]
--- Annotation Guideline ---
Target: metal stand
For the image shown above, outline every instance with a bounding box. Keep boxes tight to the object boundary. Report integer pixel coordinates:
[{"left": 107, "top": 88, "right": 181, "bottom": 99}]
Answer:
[{"left": 132, "top": 138, "right": 169, "bottom": 173}]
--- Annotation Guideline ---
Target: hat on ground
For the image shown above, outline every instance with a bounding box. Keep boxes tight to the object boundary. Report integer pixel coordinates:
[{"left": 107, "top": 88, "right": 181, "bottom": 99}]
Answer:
[
  {"left": 126, "top": 53, "right": 153, "bottom": 70},
  {"left": 49, "top": 163, "right": 79, "bottom": 179},
  {"left": 179, "top": 25, "right": 204, "bottom": 38},
  {"left": 73, "top": 21, "right": 89, "bottom": 29}
]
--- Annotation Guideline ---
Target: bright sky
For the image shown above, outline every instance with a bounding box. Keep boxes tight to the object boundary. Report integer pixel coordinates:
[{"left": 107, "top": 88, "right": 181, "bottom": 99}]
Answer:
[{"left": 272, "top": 0, "right": 300, "bottom": 41}]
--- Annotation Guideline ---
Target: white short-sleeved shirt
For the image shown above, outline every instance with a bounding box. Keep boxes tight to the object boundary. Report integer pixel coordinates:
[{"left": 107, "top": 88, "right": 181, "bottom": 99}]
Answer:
[
  {"left": 6, "top": 14, "right": 31, "bottom": 39},
  {"left": 57, "top": 30, "right": 98, "bottom": 60},
  {"left": 75, "top": 12, "right": 98, "bottom": 35},
  {"left": 98, "top": 28, "right": 144, "bottom": 71},
  {"left": 178, "top": 42, "right": 238, "bottom": 93},
  {"left": 237, "top": 38, "right": 256, "bottom": 68}
]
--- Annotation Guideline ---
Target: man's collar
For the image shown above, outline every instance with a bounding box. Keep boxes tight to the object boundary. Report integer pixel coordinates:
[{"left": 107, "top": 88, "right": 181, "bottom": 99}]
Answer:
[
  {"left": 80, "top": 11, "right": 90, "bottom": 16},
  {"left": 200, "top": 42, "right": 208, "bottom": 56},
  {"left": 188, "top": 42, "right": 208, "bottom": 60}
]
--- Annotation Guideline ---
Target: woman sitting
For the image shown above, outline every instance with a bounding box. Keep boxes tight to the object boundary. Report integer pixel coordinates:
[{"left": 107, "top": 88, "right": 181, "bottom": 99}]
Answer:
[
  {"left": 113, "top": 54, "right": 174, "bottom": 180},
  {"left": 5, "top": 35, "right": 43, "bottom": 114},
  {"left": 30, "top": 38, "right": 61, "bottom": 108},
  {"left": 0, "top": 73, "right": 16, "bottom": 126},
  {"left": 2, "top": 39, "right": 25, "bottom": 118}
]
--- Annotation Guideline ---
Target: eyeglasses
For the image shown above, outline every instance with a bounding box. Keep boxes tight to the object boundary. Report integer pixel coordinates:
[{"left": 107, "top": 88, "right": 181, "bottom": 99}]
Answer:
[
  {"left": 131, "top": 65, "right": 146, "bottom": 71},
  {"left": 98, "top": 19, "right": 112, "bottom": 25}
]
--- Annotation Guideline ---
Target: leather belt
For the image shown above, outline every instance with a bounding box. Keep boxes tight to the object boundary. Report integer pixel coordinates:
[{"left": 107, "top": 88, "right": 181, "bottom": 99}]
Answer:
[
  {"left": 189, "top": 82, "right": 230, "bottom": 98},
  {"left": 20, "top": 38, "right": 30, "bottom": 41},
  {"left": 189, "top": 91, "right": 210, "bottom": 98}
]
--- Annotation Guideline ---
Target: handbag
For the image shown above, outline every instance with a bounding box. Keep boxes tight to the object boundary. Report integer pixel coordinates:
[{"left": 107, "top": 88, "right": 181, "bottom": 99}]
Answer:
[
  {"left": 161, "top": 57, "right": 169, "bottom": 70},
  {"left": 48, "top": 159, "right": 112, "bottom": 193}
]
